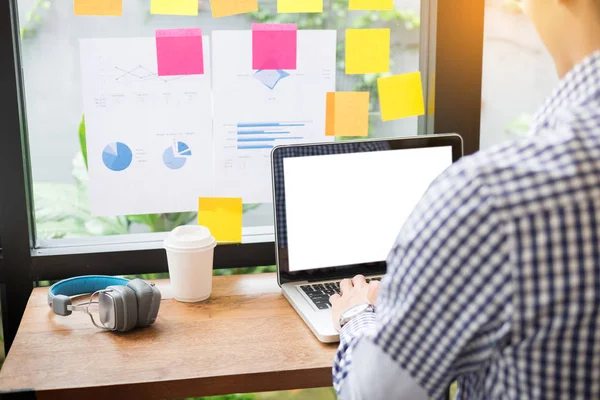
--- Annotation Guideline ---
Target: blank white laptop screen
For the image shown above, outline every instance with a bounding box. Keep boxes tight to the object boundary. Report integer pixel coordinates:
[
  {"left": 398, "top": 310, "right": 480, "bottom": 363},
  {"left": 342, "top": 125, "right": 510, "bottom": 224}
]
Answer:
[{"left": 283, "top": 146, "right": 453, "bottom": 272}]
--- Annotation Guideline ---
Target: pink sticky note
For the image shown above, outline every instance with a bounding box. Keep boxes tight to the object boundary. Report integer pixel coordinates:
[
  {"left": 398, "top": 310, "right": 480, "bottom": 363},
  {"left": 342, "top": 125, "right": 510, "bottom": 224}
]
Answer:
[
  {"left": 252, "top": 23, "right": 297, "bottom": 70},
  {"left": 156, "top": 28, "right": 204, "bottom": 76}
]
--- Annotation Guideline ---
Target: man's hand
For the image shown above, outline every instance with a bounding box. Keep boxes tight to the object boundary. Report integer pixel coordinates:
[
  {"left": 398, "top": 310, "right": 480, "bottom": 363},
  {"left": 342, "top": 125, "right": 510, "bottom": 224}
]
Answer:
[{"left": 330, "top": 275, "right": 380, "bottom": 331}]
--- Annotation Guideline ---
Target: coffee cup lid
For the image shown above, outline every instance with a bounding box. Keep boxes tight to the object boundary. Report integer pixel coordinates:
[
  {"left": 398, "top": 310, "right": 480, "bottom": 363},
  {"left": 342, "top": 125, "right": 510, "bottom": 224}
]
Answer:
[{"left": 164, "top": 225, "right": 217, "bottom": 251}]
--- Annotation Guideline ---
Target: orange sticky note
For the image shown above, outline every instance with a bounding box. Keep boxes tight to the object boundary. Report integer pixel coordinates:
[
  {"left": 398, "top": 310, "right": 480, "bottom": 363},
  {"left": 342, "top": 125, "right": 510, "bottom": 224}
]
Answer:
[
  {"left": 377, "top": 72, "right": 425, "bottom": 121},
  {"left": 326, "top": 92, "right": 369, "bottom": 137},
  {"left": 212, "top": 0, "right": 258, "bottom": 17},
  {"left": 349, "top": 0, "right": 393, "bottom": 10},
  {"left": 74, "top": 0, "right": 122, "bottom": 16},
  {"left": 198, "top": 198, "right": 243, "bottom": 243},
  {"left": 345, "top": 29, "right": 390, "bottom": 74},
  {"left": 151, "top": 0, "right": 198, "bottom": 15}
]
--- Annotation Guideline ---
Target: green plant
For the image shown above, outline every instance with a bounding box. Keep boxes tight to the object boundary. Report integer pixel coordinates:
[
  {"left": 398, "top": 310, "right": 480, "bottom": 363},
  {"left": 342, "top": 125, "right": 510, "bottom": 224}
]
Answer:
[
  {"left": 125, "top": 266, "right": 276, "bottom": 281},
  {"left": 20, "top": 0, "right": 52, "bottom": 39},
  {"left": 34, "top": 152, "right": 130, "bottom": 239},
  {"left": 502, "top": 0, "right": 525, "bottom": 14},
  {"left": 505, "top": 112, "right": 533, "bottom": 138}
]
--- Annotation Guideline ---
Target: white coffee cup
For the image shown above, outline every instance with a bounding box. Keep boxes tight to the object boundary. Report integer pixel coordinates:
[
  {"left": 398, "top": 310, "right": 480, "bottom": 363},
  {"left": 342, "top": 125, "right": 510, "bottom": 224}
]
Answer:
[{"left": 164, "top": 225, "right": 217, "bottom": 303}]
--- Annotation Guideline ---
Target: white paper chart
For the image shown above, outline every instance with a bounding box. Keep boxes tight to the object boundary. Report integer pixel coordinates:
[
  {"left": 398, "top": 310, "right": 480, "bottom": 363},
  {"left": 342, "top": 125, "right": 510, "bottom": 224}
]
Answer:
[
  {"left": 211, "top": 30, "right": 336, "bottom": 203},
  {"left": 79, "top": 37, "right": 214, "bottom": 216}
]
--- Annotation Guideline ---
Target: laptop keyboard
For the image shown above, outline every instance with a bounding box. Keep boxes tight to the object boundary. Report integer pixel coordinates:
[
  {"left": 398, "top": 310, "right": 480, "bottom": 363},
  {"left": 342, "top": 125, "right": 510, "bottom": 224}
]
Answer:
[{"left": 300, "top": 277, "right": 382, "bottom": 310}]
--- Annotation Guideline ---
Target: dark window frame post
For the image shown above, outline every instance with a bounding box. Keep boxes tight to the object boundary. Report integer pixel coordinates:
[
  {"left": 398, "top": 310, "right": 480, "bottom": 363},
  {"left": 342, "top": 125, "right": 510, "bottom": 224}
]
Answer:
[
  {"left": 433, "top": 0, "right": 484, "bottom": 156},
  {"left": 0, "top": 0, "right": 35, "bottom": 352}
]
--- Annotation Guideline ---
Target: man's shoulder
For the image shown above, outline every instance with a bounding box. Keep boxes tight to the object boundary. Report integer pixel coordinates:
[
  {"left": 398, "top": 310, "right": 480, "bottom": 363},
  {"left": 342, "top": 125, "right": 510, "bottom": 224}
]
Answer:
[
  {"left": 557, "top": 96, "right": 600, "bottom": 132},
  {"left": 454, "top": 131, "right": 574, "bottom": 175},
  {"left": 441, "top": 126, "right": 600, "bottom": 214}
]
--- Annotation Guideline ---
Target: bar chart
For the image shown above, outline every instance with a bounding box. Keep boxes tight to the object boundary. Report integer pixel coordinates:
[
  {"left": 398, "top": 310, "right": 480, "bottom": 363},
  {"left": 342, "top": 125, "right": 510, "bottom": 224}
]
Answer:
[
  {"left": 211, "top": 30, "right": 337, "bottom": 203},
  {"left": 235, "top": 121, "right": 310, "bottom": 150}
]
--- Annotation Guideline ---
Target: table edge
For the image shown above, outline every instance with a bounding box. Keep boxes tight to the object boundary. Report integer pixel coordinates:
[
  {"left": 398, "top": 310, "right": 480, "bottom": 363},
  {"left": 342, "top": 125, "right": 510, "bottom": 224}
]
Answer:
[{"left": 27, "top": 366, "right": 334, "bottom": 400}]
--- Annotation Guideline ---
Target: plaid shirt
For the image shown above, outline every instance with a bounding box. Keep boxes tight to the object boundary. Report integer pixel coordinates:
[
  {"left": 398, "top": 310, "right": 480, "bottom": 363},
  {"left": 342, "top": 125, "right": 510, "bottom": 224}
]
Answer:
[{"left": 333, "top": 50, "right": 600, "bottom": 399}]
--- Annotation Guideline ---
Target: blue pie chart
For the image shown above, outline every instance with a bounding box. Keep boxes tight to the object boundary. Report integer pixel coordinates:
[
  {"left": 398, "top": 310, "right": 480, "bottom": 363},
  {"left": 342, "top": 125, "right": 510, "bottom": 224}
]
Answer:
[
  {"left": 102, "top": 142, "right": 133, "bottom": 172},
  {"left": 163, "top": 141, "right": 192, "bottom": 170}
]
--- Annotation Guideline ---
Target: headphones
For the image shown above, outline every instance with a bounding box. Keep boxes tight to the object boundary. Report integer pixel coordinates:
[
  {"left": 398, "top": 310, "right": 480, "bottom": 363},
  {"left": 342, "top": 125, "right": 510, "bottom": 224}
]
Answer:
[{"left": 47, "top": 275, "right": 161, "bottom": 332}]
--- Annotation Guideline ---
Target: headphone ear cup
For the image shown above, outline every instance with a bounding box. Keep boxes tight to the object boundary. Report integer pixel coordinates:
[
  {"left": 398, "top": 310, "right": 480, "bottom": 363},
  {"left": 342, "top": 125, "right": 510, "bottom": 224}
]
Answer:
[
  {"left": 105, "top": 286, "right": 138, "bottom": 332},
  {"left": 127, "top": 279, "right": 161, "bottom": 328},
  {"left": 51, "top": 294, "right": 73, "bottom": 316}
]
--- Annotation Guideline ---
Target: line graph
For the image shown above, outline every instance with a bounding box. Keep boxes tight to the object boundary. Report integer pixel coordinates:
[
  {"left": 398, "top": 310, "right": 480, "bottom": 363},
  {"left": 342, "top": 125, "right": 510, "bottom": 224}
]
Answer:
[{"left": 114, "top": 65, "right": 184, "bottom": 83}]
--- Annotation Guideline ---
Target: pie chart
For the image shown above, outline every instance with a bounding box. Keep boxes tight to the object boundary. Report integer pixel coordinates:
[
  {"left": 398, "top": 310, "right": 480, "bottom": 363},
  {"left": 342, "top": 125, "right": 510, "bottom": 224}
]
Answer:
[
  {"left": 163, "top": 141, "right": 192, "bottom": 170},
  {"left": 102, "top": 142, "right": 133, "bottom": 172}
]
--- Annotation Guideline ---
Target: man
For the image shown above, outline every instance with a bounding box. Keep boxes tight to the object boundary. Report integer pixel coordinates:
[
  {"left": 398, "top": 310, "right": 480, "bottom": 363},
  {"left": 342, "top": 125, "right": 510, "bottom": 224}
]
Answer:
[{"left": 330, "top": 0, "right": 600, "bottom": 399}]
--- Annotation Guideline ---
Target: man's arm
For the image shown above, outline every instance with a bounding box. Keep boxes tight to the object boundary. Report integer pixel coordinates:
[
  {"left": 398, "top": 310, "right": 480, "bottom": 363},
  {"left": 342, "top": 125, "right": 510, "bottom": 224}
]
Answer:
[
  {"left": 332, "top": 303, "right": 428, "bottom": 400},
  {"left": 330, "top": 159, "right": 513, "bottom": 399}
]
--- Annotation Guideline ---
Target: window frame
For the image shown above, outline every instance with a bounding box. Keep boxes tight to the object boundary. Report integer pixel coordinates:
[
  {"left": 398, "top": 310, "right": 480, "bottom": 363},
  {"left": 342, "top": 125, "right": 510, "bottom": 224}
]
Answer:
[{"left": 0, "top": 0, "right": 484, "bottom": 351}]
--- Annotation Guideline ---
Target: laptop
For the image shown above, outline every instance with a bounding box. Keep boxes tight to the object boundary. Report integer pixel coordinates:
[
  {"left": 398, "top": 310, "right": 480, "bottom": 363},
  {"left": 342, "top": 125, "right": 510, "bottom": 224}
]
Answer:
[{"left": 271, "top": 135, "right": 464, "bottom": 343}]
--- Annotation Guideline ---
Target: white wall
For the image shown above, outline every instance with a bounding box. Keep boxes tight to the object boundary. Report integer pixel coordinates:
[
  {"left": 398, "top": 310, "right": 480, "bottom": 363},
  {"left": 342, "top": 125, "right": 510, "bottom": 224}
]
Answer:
[{"left": 480, "top": 0, "right": 558, "bottom": 149}]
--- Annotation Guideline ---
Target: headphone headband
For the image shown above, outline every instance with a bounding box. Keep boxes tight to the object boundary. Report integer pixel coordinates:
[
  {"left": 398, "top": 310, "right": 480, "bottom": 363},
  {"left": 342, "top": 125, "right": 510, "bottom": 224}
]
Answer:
[{"left": 48, "top": 275, "right": 129, "bottom": 310}]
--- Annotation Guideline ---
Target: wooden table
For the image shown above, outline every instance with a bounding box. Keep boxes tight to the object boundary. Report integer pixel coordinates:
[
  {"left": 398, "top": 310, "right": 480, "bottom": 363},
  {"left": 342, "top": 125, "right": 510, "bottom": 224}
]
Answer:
[{"left": 0, "top": 273, "right": 337, "bottom": 400}]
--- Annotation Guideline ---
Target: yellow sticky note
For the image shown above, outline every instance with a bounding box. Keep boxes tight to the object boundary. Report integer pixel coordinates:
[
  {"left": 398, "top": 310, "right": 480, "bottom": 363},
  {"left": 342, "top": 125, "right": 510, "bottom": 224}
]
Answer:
[
  {"left": 212, "top": 0, "right": 258, "bottom": 17},
  {"left": 349, "top": 0, "right": 393, "bottom": 10},
  {"left": 428, "top": 73, "right": 435, "bottom": 115},
  {"left": 74, "top": 0, "right": 122, "bottom": 16},
  {"left": 326, "top": 92, "right": 370, "bottom": 137},
  {"left": 345, "top": 29, "right": 390, "bottom": 74},
  {"left": 198, "top": 198, "right": 243, "bottom": 243},
  {"left": 378, "top": 72, "right": 425, "bottom": 121},
  {"left": 278, "top": 0, "right": 323, "bottom": 13},
  {"left": 151, "top": 0, "right": 198, "bottom": 16}
]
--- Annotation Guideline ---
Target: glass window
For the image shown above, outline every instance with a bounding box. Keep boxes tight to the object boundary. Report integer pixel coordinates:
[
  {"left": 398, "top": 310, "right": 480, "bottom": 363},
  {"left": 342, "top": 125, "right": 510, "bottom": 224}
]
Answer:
[
  {"left": 480, "top": 0, "right": 558, "bottom": 149},
  {"left": 17, "top": 0, "right": 423, "bottom": 243}
]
